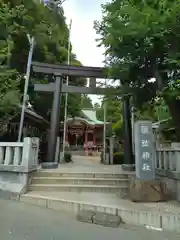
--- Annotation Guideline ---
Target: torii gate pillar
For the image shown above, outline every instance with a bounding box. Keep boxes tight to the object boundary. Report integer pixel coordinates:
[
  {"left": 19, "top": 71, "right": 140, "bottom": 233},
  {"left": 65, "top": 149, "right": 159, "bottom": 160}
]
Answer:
[{"left": 41, "top": 76, "right": 63, "bottom": 169}]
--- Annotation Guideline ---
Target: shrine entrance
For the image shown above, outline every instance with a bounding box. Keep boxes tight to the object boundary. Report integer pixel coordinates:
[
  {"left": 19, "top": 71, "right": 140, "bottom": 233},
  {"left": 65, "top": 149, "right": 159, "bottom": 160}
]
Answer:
[
  {"left": 68, "top": 132, "right": 84, "bottom": 149},
  {"left": 32, "top": 61, "right": 133, "bottom": 169},
  {"left": 68, "top": 133, "right": 84, "bottom": 149},
  {"left": 60, "top": 115, "right": 107, "bottom": 154}
]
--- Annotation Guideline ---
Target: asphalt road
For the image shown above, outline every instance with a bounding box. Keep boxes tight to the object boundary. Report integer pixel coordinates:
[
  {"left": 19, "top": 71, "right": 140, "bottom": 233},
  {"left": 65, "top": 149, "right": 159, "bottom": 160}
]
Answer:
[{"left": 0, "top": 199, "right": 179, "bottom": 240}]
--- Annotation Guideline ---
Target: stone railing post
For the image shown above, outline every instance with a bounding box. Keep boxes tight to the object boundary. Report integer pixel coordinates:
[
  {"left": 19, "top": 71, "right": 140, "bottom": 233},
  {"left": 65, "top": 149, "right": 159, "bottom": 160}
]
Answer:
[
  {"left": 55, "top": 137, "right": 60, "bottom": 163},
  {"left": 31, "top": 137, "right": 40, "bottom": 166},
  {"left": 175, "top": 150, "right": 180, "bottom": 172},
  {"left": 21, "top": 137, "right": 39, "bottom": 172},
  {"left": 109, "top": 137, "right": 114, "bottom": 165},
  {"left": 21, "top": 138, "right": 32, "bottom": 172}
]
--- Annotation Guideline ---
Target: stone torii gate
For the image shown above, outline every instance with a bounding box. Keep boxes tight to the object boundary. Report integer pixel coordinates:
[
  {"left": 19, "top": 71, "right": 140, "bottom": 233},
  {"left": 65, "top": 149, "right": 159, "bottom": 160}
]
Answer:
[{"left": 32, "top": 61, "right": 133, "bottom": 169}]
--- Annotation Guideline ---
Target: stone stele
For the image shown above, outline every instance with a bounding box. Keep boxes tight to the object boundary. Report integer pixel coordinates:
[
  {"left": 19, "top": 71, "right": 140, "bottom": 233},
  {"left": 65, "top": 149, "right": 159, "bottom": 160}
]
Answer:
[{"left": 129, "top": 178, "right": 168, "bottom": 202}]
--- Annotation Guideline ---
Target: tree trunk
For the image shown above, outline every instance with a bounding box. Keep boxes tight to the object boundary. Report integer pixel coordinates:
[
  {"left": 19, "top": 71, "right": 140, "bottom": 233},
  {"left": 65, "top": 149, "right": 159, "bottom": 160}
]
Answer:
[{"left": 164, "top": 97, "right": 180, "bottom": 141}]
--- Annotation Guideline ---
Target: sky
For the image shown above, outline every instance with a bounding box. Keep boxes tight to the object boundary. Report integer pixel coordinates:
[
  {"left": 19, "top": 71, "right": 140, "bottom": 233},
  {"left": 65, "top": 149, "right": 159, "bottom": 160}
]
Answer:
[{"left": 63, "top": 0, "right": 108, "bottom": 104}]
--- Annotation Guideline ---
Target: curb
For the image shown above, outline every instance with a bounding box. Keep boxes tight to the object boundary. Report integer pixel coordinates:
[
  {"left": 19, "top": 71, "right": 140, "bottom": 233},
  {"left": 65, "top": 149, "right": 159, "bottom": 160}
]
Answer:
[
  {"left": 19, "top": 194, "right": 180, "bottom": 233},
  {"left": 0, "top": 190, "right": 20, "bottom": 201}
]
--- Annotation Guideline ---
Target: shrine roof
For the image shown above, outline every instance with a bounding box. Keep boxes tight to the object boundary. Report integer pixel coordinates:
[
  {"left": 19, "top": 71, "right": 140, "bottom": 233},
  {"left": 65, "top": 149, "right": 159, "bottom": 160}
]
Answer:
[
  {"left": 65, "top": 109, "right": 110, "bottom": 126},
  {"left": 17, "top": 104, "right": 49, "bottom": 124},
  {"left": 81, "top": 109, "right": 108, "bottom": 125}
]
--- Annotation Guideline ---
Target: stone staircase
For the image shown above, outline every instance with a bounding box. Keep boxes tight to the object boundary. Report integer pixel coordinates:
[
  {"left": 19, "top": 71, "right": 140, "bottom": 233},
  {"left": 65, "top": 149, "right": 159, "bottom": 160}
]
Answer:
[
  {"left": 18, "top": 168, "right": 180, "bottom": 233},
  {"left": 28, "top": 171, "right": 129, "bottom": 196}
]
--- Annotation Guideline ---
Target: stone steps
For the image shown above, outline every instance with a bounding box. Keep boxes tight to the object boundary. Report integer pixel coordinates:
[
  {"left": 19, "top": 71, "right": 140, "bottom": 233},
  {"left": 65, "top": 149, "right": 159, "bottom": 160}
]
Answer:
[
  {"left": 29, "top": 171, "right": 129, "bottom": 195},
  {"left": 31, "top": 177, "right": 129, "bottom": 186},
  {"left": 33, "top": 171, "right": 128, "bottom": 179},
  {"left": 28, "top": 184, "right": 128, "bottom": 195}
]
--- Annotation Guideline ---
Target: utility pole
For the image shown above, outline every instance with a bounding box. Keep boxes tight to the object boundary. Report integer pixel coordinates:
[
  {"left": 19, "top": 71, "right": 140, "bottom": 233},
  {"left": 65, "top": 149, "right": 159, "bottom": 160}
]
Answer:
[
  {"left": 62, "top": 19, "right": 72, "bottom": 158},
  {"left": 18, "top": 35, "right": 35, "bottom": 142},
  {"left": 103, "top": 79, "right": 107, "bottom": 163},
  {"left": 131, "top": 106, "right": 135, "bottom": 153}
]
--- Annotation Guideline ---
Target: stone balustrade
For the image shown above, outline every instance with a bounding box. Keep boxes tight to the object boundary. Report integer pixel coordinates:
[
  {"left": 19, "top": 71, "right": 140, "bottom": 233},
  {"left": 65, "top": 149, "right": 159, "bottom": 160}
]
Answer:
[
  {"left": 0, "top": 137, "right": 39, "bottom": 196},
  {"left": 155, "top": 146, "right": 180, "bottom": 201},
  {"left": 156, "top": 147, "right": 180, "bottom": 173},
  {"left": 0, "top": 137, "right": 39, "bottom": 173}
]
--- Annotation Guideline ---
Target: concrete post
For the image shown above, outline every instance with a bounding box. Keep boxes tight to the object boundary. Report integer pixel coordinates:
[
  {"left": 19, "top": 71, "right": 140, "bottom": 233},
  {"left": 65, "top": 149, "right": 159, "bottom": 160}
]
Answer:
[
  {"left": 21, "top": 138, "right": 32, "bottom": 171},
  {"left": 31, "top": 137, "right": 39, "bottom": 167},
  {"left": 85, "top": 130, "right": 88, "bottom": 155},
  {"left": 21, "top": 137, "right": 39, "bottom": 172},
  {"left": 109, "top": 137, "right": 114, "bottom": 165},
  {"left": 55, "top": 137, "right": 60, "bottom": 163},
  {"left": 176, "top": 151, "right": 180, "bottom": 172}
]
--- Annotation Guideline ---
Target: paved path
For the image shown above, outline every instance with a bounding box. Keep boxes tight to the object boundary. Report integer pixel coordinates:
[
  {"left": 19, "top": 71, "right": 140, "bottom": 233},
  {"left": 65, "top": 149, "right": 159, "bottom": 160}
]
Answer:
[
  {"left": 0, "top": 199, "right": 179, "bottom": 240},
  {"left": 38, "top": 159, "right": 132, "bottom": 174}
]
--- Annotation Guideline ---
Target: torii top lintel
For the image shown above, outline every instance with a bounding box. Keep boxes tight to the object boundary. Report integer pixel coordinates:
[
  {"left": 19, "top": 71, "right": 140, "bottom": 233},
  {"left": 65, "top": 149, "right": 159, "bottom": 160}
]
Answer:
[{"left": 32, "top": 61, "right": 107, "bottom": 78}]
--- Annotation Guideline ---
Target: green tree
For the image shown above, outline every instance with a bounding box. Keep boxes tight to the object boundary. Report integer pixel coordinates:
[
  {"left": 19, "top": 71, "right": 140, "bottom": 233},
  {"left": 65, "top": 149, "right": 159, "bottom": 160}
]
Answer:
[
  {"left": 95, "top": 0, "right": 180, "bottom": 138},
  {"left": 81, "top": 95, "right": 93, "bottom": 109},
  {"left": 134, "top": 103, "right": 156, "bottom": 121},
  {"left": 94, "top": 102, "right": 101, "bottom": 110},
  {"left": 96, "top": 96, "right": 124, "bottom": 138},
  {"left": 154, "top": 98, "right": 170, "bottom": 121},
  {"left": 2, "top": 0, "right": 85, "bottom": 121},
  {"left": 0, "top": 1, "right": 25, "bottom": 121}
]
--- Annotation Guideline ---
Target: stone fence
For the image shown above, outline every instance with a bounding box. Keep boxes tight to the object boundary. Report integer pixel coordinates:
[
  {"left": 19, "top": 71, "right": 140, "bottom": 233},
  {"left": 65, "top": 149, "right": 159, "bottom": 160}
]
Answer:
[
  {"left": 156, "top": 147, "right": 180, "bottom": 173},
  {"left": 0, "top": 137, "right": 39, "bottom": 173},
  {"left": 155, "top": 146, "right": 180, "bottom": 201},
  {"left": 0, "top": 137, "right": 39, "bottom": 196}
]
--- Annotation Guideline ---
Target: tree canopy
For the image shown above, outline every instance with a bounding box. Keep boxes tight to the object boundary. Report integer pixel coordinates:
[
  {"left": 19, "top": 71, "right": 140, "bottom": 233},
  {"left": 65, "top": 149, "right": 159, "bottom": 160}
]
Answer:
[
  {"left": 0, "top": 1, "right": 23, "bottom": 122},
  {"left": 1, "top": 0, "right": 85, "bottom": 122},
  {"left": 95, "top": 0, "right": 180, "bottom": 138},
  {"left": 95, "top": 96, "right": 124, "bottom": 138},
  {"left": 81, "top": 95, "right": 93, "bottom": 109}
]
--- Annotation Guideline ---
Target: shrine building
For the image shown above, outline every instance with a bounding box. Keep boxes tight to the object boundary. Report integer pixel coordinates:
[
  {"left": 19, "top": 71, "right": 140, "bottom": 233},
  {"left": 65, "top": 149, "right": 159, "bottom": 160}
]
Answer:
[{"left": 60, "top": 108, "right": 109, "bottom": 152}]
